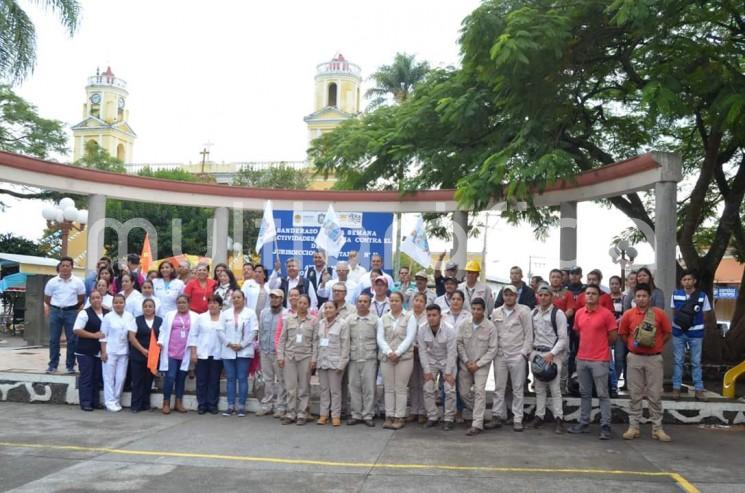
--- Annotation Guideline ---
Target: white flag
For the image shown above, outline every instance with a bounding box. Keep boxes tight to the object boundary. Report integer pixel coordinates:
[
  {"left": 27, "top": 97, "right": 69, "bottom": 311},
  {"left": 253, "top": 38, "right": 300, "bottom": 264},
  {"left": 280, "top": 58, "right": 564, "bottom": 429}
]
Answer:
[
  {"left": 315, "top": 204, "right": 347, "bottom": 257},
  {"left": 400, "top": 214, "right": 431, "bottom": 267},
  {"left": 255, "top": 200, "right": 277, "bottom": 253}
]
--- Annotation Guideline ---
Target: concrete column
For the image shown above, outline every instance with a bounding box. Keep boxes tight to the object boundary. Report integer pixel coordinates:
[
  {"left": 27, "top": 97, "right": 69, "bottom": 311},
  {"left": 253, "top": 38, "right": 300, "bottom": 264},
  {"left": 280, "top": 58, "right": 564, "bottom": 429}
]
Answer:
[
  {"left": 655, "top": 179, "right": 678, "bottom": 379},
  {"left": 451, "top": 210, "right": 468, "bottom": 278},
  {"left": 211, "top": 207, "right": 229, "bottom": 265},
  {"left": 559, "top": 201, "right": 577, "bottom": 269},
  {"left": 85, "top": 194, "right": 107, "bottom": 273}
]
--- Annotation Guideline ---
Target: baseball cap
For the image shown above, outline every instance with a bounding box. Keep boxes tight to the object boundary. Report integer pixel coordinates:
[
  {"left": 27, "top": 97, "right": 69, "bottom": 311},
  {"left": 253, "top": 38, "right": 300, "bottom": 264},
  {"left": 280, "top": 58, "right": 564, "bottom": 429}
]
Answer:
[
  {"left": 374, "top": 277, "right": 388, "bottom": 287},
  {"left": 414, "top": 270, "right": 428, "bottom": 279},
  {"left": 445, "top": 261, "right": 458, "bottom": 270},
  {"left": 269, "top": 289, "right": 284, "bottom": 298},
  {"left": 502, "top": 284, "right": 518, "bottom": 294}
]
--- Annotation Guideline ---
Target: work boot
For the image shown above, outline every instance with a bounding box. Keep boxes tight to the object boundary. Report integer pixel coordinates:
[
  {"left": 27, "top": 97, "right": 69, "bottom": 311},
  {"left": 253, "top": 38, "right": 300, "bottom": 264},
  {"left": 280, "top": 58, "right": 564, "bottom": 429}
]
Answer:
[
  {"left": 281, "top": 416, "right": 295, "bottom": 425},
  {"left": 161, "top": 401, "right": 171, "bottom": 415},
  {"left": 554, "top": 418, "right": 565, "bottom": 434},
  {"left": 695, "top": 391, "right": 708, "bottom": 402},
  {"left": 533, "top": 416, "right": 544, "bottom": 429},
  {"left": 567, "top": 423, "right": 589, "bottom": 434},
  {"left": 513, "top": 421, "right": 524, "bottom": 432},
  {"left": 316, "top": 416, "right": 328, "bottom": 425},
  {"left": 672, "top": 389, "right": 681, "bottom": 401},
  {"left": 455, "top": 411, "right": 464, "bottom": 424},
  {"left": 255, "top": 408, "right": 270, "bottom": 417},
  {"left": 347, "top": 418, "right": 361, "bottom": 426},
  {"left": 442, "top": 421, "right": 454, "bottom": 431},
  {"left": 174, "top": 399, "right": 187, "bottom": 413},
  {"left": 425, "top": 419, "right": 439, "bottom": 428},
  {"left": 466, "top": 427, "right": 482, "bottom": 436},
  {"left": 599, "top": 425, "right": 612, "bottom": 440},
  {"left": 332, "top": 417, "right": 341, "bottom": 427},
  {"left": 391, "top": 418, "right": 404, "bottom": 430},
  {"left": 383, "top": 418, "right": 395, "bottom": 429},
  {"left": 406, "top": 415, "right": 417, "bottom": 423},
  {"left": 417, "top": 415, "right": 427, "bottom": 425},
  {"left": 484, "top": 418, "right": 502, "bottom": 430},
  {"left": 652, "top": 429, "right": 672, "bottom": 442},
  {"left": 623, "top": 426, "right": 640, "bottom": 440}
]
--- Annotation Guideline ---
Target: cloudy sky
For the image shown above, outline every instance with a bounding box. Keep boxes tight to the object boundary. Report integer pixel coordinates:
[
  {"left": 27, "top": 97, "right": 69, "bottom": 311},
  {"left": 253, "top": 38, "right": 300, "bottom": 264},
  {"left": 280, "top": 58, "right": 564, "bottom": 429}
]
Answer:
[{"left": 2, "top": 0, "right": 659, "bottom": 280}]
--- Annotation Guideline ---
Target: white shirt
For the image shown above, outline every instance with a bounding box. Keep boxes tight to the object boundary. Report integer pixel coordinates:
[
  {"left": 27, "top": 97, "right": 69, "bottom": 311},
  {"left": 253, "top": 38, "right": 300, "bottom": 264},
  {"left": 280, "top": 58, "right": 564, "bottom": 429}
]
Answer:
[
  {"left": 348, "top": 264, "right": 368, "bottom": 283},
  {"left": 241, "top": 279, "right": 270, "bottom": 313},
  {"left": 44, "top": 275, "right": 85, "bottom": 307},
  {"left": 188, "top": 312, "right": 223, "bottom": 359},
  {"left": 121, "top": 290, "right": 145, "bottom": 318},
  {"left": 101, "top": 311, "right": 135, "bottom": 355},
  {"left": 217, "top": 307, "right": 258, "bottom": 359},
  {"left": 152, "top": 278, "right": 184, "bottom": 313},
  {"left": 73, "top": 309, "right": 104, "bottom": 332},
  {"left": 317, "top": 278, "right": 358, "bottom": 305},
  {"left": 85, "top": 294, "right": 113, "bottom": 311}
]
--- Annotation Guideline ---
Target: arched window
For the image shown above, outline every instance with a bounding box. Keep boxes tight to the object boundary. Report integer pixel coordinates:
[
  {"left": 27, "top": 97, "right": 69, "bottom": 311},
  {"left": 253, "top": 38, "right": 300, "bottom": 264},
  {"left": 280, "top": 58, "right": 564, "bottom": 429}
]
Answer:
[
  {"left": 116, "top": 143, "right": 125, "bottom": 161},
  {"left": 327, "top": 82, "right": 338, "bottom": 107}
]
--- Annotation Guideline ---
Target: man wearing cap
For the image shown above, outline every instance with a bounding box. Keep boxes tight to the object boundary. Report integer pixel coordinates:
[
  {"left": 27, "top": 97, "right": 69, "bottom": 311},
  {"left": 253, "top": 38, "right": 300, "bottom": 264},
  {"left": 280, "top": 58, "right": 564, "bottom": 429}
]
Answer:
[
  {"left": 486, "top": 284, "right": 533, "bottom": 431},
  {"left": 531, "top": 284, "right": 568, "bottom": 433},
  {"left": 355, "top": 254, "right": 395, "bottom": 295},
  {"left": 458, "top": 298, "right": 498, "bottom": 436},
  {"left": 345, "top": 293, "right": 379, "bottom": 427},
  {"left": 371, "top": 277, "right": 391, "bottom": 318},
  {"left": 434, "top": 252, "right": 460, "bottom": 296},
  {"left": 419, "top": 304, "right": 458, "bottom": 430},
  {"left": 435, "top": 276, "right": 459, "bottom": 312},
  {"left": 256, "top": 289, "right": 287, "bottom": 417},
  {"left": 495, "top": 266, "right": 536, "bottom": 309},
  {"left": 407, "top": 271, "right": 436, "bottom": 306},
  {"left": 459, "top": 261, "right": 494, "bottom": 312}
]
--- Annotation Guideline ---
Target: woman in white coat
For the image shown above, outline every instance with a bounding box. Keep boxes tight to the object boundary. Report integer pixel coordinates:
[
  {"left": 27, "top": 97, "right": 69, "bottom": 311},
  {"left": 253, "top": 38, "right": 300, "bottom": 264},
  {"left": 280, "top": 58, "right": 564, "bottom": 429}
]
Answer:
[
  {"left": 217, "top": 290, "right": 257, "bottom": 417},
  {"left": 152, "top": 260, "right": 185, "bottom": 314},
  {"left": 100, "top": 293, "right": 135, "bottom": 412},
  {"left": 158, "top": 295, "right": 199, "bottom": 414},
  {"left": 189, "top": 294, "right": 224, "bottom": 415}
]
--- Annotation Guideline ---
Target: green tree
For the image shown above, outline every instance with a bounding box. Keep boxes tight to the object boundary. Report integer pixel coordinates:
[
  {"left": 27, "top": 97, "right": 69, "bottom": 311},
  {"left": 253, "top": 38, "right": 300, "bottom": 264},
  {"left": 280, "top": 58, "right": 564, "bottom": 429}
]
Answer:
[
  {"left": 233, "top": 164, "right": 310, "bottom": 190},
  {"left": 365, "top": 52, "right": 431, "bottom": 110},
  {"left": 0, "top": 0, "right": 80, "bottom": 83},
  {"left": 0, "top": 232, "right": 50, "bottom": 256},
  {"left": 74, "top": 140, "right": 126, "bottom": 172}
]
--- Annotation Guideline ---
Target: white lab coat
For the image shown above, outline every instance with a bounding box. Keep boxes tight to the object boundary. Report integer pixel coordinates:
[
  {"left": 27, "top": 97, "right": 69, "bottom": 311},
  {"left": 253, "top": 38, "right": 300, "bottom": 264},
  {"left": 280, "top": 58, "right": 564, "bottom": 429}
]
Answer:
[
  {"left": 217, "top": 307, "right": 258, "bottom": 360},
  {"left": 188, "top": 312, "right": 223, "bottom": 359}
]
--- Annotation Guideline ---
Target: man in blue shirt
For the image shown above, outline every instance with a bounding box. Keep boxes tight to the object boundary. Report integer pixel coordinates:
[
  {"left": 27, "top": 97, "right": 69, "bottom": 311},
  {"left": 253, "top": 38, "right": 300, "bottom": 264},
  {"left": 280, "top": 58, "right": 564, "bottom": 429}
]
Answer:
[{"left": 671, "top": 271, "right": 712, "bottom": 401}]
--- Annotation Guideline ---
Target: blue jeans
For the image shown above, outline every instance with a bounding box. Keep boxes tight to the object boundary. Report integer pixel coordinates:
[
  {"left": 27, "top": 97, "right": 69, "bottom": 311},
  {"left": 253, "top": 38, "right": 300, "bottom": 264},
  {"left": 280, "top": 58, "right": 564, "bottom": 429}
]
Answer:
[
  {"left": 673, "top": 334, "right": 704, "bottom": 391},
  {"left": 48, "top": 308, "right": 78, "bottom": 371},
  {"left": 162, "top": 358, "right": 187, "bottom": 401},
  {"left": 613, "top": 338, "right": 627, "bottom": 383},
  {"left": 223, "top": 357, "right": 251, "bottom": 409}
]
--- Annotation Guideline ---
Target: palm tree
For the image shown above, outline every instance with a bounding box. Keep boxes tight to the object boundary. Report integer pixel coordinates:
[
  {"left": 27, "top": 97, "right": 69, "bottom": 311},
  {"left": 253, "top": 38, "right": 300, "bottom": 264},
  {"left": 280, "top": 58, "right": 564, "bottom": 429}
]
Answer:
[
  {"left": 0, "top": 0, "right": 81, "bottom": 83},
  {"left": 365, "top": 52, "right": 430, "bottom": 110}
]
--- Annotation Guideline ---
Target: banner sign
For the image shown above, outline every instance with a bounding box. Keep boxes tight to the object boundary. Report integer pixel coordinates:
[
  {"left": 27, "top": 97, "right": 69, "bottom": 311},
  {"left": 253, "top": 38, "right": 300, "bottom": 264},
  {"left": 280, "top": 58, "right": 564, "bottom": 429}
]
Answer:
[{"left": 260, "top": 209, "right": 393, "bottom": 274}]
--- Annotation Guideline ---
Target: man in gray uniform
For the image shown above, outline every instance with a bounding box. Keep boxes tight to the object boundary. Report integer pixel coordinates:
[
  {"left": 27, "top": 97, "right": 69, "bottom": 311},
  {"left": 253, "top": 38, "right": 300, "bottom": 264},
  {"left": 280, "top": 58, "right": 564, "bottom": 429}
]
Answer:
[
  {"left": 457, "top": 298, "right": 498, "bottom": 436},
  {"left": 418, "top": 304, "right": 458, "bottom": 431},
  {"left": 256, "top": 289, "right": 287, "bottom": 417},
  {"left": 346, "top": 293, "right": 379, "bottom": 427}
]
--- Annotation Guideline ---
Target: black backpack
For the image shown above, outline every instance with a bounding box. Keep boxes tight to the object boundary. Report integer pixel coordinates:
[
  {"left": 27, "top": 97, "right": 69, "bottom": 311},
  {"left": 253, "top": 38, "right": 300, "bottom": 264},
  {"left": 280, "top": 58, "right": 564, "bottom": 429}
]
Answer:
[{"left": 673, "top": 291, "right": 702, "bottom": 331}]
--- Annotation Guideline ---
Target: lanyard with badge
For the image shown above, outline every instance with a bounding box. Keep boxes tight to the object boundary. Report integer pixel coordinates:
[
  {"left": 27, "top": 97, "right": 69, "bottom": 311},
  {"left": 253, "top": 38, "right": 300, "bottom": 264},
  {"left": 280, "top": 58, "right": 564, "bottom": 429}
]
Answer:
[
  {"left": 320, "top": 319, "right": 333, "bottom": 347},
  {"left": 295, "top": 317, "right": 306, "bottom": 344},
  {"left": 176, "top": 313, "right": 188, "bottom": 340},
  {"left": 375, "top": 301, "right": 388, "bottom": 317}
]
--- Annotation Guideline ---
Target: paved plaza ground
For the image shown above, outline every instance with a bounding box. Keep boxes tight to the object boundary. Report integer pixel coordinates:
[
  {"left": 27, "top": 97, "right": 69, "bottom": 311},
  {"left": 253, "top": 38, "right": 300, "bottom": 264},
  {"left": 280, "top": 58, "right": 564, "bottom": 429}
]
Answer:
[{"left": 0, "top": 402, "right": 743, "bottom": 493}]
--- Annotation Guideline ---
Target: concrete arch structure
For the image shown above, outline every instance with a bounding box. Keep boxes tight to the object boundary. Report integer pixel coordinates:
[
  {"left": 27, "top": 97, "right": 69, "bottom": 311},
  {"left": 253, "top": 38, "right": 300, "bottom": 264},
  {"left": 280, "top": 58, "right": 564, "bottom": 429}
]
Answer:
[{"left": 0, "top": 150, "right": 681, "bottom": 307}]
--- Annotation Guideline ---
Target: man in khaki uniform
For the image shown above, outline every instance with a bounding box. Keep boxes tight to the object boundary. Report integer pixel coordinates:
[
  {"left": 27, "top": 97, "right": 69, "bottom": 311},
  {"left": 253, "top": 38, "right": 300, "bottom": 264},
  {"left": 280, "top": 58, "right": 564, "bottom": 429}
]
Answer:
[
  {"left": 406, "top": 271, "right": 436, "bottom": 306},
  {"left": 418, "top": 304, "right": 458, "bottom": 431},
  {"left": 277, "top": 299, "right": 318, "bottom": 425},
  {"left": 330, "top": 282, "right": 355, "bottom": 417},
  {"left": 458, "top": 261, "right": 494, "bottom": 312},
  {"left": 346, "top": 293, "right": 379, "bottom": 427},
  {"left": 486, "top": 284, "right": 533, "bottom": 431},
  {"left": 457, "top": 298, "right": 498, "bottom": 436}
]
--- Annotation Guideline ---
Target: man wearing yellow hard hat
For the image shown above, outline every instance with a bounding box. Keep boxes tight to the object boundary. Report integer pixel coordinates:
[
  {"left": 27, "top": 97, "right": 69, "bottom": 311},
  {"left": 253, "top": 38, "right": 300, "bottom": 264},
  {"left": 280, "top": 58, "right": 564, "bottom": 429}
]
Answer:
[{"left": 458, "top": 260, "right": 494, "bottom": 312}]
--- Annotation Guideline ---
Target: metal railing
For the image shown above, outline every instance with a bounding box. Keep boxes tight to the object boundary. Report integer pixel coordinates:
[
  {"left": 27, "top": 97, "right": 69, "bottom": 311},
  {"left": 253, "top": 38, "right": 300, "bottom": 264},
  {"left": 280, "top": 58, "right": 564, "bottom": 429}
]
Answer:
[{"left": 86, "top": 75, "right": 128, "bottom": 89}]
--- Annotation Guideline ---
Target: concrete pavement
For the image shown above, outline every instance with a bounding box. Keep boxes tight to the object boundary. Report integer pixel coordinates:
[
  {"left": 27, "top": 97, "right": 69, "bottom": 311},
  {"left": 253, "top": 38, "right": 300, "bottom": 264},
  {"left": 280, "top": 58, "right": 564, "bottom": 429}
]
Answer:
[{"left": 1, "top": 403, "right": 744, "bottom": 492}]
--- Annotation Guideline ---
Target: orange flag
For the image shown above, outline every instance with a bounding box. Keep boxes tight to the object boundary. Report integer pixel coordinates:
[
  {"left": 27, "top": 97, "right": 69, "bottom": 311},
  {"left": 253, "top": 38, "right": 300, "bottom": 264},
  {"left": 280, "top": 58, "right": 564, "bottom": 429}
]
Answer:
[
  {"left": 146, "top": 329, "right": 160, "bottom": 376},
  {"left": 140, "top": 233, "right": 153, "bottom": 273}
]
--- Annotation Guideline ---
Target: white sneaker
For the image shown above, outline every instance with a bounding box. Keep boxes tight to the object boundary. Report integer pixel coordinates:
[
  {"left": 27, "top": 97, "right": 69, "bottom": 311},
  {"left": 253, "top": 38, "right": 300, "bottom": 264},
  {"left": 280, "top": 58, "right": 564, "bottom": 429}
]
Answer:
[{"left": 106, "top": 404, "right": 120, "bottom": 412}]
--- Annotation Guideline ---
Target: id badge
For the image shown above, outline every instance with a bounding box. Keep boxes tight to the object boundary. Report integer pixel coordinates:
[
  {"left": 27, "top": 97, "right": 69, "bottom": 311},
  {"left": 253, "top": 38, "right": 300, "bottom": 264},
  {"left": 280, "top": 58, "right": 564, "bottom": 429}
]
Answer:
[
  {"left": 296, "top": 334, "right": 303, "bottom": 343},
  {"left": 320, "top": 337, "right": 329, "bottom": 347},
  {"left": 180, "top": 330, "right": 186, "bottom": 339}
]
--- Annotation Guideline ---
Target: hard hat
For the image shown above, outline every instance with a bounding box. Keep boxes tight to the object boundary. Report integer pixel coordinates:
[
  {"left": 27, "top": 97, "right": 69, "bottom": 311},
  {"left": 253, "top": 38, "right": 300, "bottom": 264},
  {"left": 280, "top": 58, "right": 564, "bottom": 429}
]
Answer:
[
  {"left": 531, "top": 354, "right": 558, "bottom": 382},
  {"left": 465, "top": 260, "right": 481, "bottom": 272}
]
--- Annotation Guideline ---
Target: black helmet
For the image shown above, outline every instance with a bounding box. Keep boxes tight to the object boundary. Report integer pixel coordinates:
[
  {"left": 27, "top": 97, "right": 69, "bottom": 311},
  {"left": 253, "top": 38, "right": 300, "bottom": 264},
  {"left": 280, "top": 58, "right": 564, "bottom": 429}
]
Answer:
[{"left": 531, "top": 354, "right": 558, "bottom": 382}]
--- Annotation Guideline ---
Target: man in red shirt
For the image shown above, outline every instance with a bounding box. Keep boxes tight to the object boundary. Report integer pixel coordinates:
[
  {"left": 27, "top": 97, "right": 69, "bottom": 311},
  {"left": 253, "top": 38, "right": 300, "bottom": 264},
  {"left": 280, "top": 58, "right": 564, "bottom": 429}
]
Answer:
[
  {"left": 618, "top": 283, "right": 672, "bottom": 442},
  {"left": 567, "top": 285, "right": 617, "bottom": 440},
  {"left": 574, "top": 269, "right": 613, "bottom": 311}
]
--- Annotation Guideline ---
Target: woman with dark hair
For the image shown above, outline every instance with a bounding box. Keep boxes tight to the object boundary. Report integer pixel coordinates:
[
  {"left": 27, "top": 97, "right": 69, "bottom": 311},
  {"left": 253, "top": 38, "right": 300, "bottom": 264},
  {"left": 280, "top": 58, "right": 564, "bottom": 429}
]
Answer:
[
  {"left": 128, "top": 298, "right": 163, "bottom": 412},
  {"left": 140, "top": 280, "right": 163, "bottom": 317},
  {"left": 623, "top": 267, "right": 665, "bottom": 310},
  {"left": 214, "top": 268, "right": 239, "bottom": 311},
  {"left": 315, "top": 301, "right": 350, "bottom": 427},
  {"left": 73, "top": 290, "right": 108, "bottom": 411},
  {"left": 86, "top": 278, "right": 113, "bottom": 311},
  {"left": 97, "top": 267, "right": 116, "bottom": 295},
  {"left": 101, "top": 293, "right": 134, "bottom": 412},
  {"left": 184, "top": 263, "right": 216, "bottom": 314},
  {"left": 120, "top": 272, "right": 144, "bottom": 317},
  {"left": 153, "top": 260, "right": 185, "bottom": 314},
  {"left": 189, "top": 294, "right": 224, "bottom": 414},
  {"left": 158, "top": 294, "right": 198, "bottom": 414},
  {"left": 217, "top": 290, "right": 257, "bottom": 417}
]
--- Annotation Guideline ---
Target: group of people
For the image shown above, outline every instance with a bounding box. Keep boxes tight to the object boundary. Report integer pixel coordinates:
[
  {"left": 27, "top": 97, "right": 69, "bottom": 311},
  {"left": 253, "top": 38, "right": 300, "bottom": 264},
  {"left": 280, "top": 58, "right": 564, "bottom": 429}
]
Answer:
[{"left": 43, "top": 249, "right": 713, "bottom": 441}]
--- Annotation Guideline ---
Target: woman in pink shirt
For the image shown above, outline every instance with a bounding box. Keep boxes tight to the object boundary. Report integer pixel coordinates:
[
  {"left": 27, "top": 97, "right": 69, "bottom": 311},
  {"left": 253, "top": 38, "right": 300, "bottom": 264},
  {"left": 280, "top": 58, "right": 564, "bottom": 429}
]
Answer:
[{"left": 158, "top": 295, "right": 198, "bottom": 414}]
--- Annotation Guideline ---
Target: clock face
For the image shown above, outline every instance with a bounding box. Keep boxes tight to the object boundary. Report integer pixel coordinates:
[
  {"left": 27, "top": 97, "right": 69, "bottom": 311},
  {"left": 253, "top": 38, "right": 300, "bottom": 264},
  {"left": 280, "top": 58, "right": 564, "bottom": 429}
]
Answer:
[
  {"left": 118, "top": 97, "right": 125, "bottom": 109},
  {"left": 89, "top": 93, "right": 101, "bottom": 104}
]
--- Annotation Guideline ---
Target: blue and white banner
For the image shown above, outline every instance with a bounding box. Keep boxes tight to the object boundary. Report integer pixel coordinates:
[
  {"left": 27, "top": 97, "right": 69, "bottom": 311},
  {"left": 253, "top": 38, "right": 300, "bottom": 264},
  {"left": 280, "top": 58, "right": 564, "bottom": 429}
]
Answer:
[{"left": 260, "top": 209, "right": 394, "bottom": 274}]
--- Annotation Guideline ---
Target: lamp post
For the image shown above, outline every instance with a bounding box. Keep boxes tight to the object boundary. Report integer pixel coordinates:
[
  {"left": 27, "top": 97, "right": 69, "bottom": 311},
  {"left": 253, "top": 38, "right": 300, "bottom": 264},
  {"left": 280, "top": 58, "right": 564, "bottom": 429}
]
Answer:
[
  {"left": 609, "top": 240, "right": 638, "bottom": 290},
  {"left": 42, "top": 198, "right": 88, "bottom": 258}
]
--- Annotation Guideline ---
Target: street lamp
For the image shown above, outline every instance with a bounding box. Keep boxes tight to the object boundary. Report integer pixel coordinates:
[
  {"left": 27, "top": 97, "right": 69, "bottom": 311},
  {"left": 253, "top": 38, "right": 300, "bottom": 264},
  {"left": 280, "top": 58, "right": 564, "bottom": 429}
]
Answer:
[
  {"left": 609, "top": 240, "right": 637, "bottom": 290},
  {"left": 42, "top": 198, "right": 88, "bottom": 258}
]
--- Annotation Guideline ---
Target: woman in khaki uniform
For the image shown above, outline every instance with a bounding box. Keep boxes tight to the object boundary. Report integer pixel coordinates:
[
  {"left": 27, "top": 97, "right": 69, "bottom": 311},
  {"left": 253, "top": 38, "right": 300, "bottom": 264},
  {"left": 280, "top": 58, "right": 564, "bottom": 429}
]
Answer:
[
  {"left": 378, "top": 292, "right": 418, "bottom": 429},
  {"left": 315, "top": 302, "right": 350, "bottom": 426},
  {"left": 407, "top": 293, "right": 429, "bottom": 424},
  {"left": 277, "top": 294, "right": 317, "bottom": 425}
]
